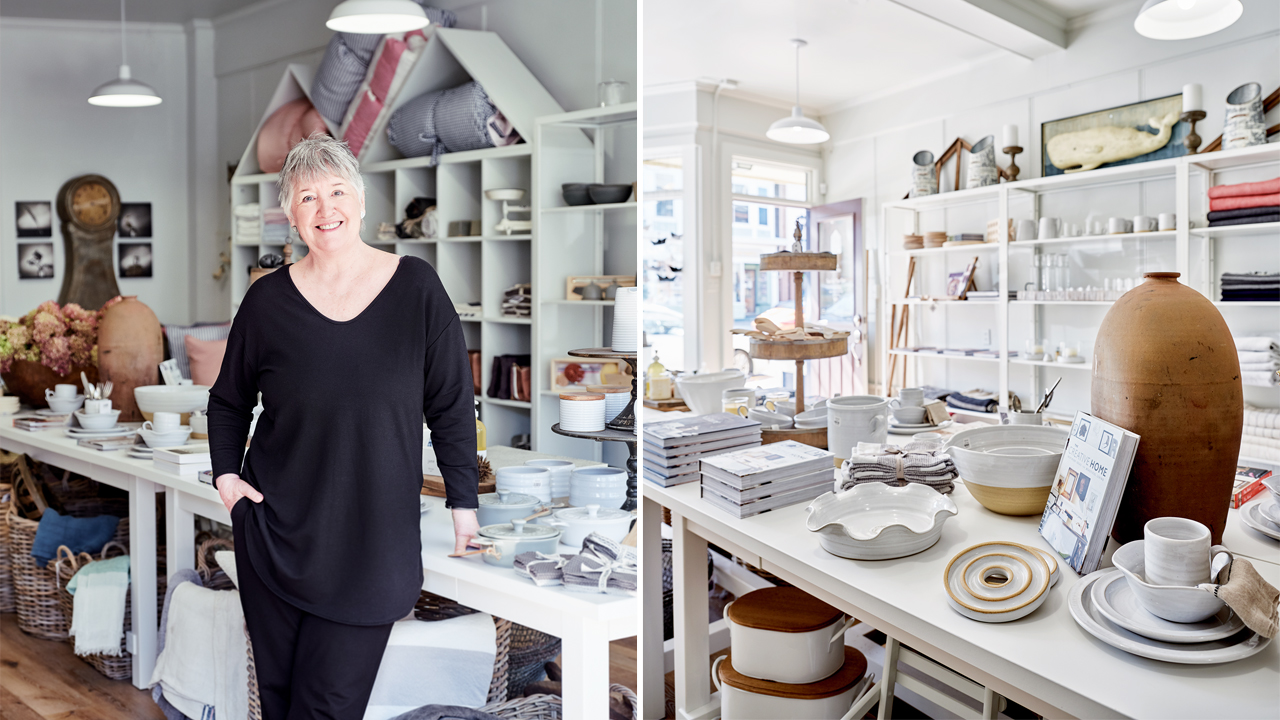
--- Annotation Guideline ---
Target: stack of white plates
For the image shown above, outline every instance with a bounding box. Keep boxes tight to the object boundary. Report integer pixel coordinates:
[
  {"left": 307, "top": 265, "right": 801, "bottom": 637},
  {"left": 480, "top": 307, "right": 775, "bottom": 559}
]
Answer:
[
  {"left": 944, "top": 541, "right": 1054, "bottom": 622},
  {"left": 65, "top": 425, "right": 137, "bottom": 440},
  {"left": 559, "top": 393, "right": 606, "bottom": 433},
  {"left": 129, "top": 445, "right": 154, "bottom": 460},
  {"left": 611, "top": 287, "right": 638, "bottom": 352},
  {"left": 524, "top": 459, "right": 574, "bottom": 502},
  {"left": 495, "top": 465, "right": 552, "bottom": 504},
  {"left": 1239, "top": 493, "right": 1280, "bottom": 541}
]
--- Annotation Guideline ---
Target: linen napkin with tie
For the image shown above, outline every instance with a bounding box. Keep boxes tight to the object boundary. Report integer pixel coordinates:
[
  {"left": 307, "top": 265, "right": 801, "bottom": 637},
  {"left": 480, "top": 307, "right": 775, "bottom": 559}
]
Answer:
[{"left": 1198, "top": 558, "right": 1279, "bottom": 638}]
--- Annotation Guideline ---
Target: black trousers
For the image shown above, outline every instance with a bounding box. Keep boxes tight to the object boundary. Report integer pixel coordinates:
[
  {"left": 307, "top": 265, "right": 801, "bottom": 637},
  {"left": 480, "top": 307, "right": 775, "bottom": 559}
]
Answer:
[{"left": 234, "top": 500, "right": 395, "bottom": 720}]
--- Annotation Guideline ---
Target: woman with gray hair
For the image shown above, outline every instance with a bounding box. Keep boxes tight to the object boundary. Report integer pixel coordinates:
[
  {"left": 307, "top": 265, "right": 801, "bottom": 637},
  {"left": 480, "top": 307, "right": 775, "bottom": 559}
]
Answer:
[{"left": 208, "top": 135, "right": 480, "bottom": 718}]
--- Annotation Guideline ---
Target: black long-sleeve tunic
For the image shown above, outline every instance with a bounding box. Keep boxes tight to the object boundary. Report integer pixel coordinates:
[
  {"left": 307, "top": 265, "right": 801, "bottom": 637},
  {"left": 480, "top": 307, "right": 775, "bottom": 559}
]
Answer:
[{"left": 207, "top": 254, "right": 478, "bottom": 625}]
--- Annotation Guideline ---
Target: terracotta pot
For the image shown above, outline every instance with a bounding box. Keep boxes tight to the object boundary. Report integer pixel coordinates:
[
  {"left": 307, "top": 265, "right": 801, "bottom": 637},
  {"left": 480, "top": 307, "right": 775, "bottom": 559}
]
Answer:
[
  {"left": 1, "top": 360, "right": 99, "bottom": 408},
  {"left": 1092, "top": 273, "right": 1242, "bottom": 544},
  {"left": 97, "top": 297, "right": 163, "bottom": 422}
]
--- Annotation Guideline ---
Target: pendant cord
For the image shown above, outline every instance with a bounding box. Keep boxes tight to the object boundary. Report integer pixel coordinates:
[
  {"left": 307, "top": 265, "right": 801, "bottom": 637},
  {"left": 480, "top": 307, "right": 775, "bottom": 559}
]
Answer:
[
  {"left": 794, "top": 41, "right": 800, "bottom": 109},
  {"left": 120, "top": 0, "right": 127, "bottom": 67}
]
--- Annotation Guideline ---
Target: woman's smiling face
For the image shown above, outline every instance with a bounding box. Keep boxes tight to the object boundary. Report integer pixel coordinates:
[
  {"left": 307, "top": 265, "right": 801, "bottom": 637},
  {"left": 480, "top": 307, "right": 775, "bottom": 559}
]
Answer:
[{"left": 288, "top": 173, "right": 364, "bottom": 250}]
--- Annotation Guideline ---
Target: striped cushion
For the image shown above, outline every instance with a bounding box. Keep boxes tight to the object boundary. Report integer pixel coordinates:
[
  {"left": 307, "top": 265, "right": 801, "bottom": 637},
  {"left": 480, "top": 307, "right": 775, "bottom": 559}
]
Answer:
[
  {"left": 162, "top": 323, "right": 231, "bottom": 381},
  {"left": 387, "top": 81, "right": 519, "bottom": 163},
  {"left": 311, "top": 32, "right": 382, "bottom": 125},
  {"left": 339, "top": 30, "right": 428, "bottom": 160}
]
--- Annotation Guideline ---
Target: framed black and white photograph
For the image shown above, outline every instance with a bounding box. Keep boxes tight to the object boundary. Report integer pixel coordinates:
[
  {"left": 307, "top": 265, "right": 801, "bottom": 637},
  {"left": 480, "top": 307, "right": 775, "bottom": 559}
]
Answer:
[
  {"left": 17, "top": 242, "right": 55, "bottom": 279},
  {"left": 118, "top": 242, "right": 153, "bottom": 278},
  {"left": 15, "top": 201, "right": 52, "bottom": 237},
  {"left": 118, "top": 202, "right": 152, "bottom": 237}
]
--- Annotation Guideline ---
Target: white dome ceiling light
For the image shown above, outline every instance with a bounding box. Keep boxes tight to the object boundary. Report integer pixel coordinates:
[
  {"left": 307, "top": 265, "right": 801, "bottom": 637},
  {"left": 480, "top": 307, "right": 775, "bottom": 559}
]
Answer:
[
  {"left": 88, "top": 0, "right": 161, "bottom": 107},
  {"left": 327, "top": 0, "right": 430, "bottom": 34},
  {"left": 1134, "top": 0, "right": 1243, "bottom": 40},
  {"left": 767, "top": 39, "right": 830, "bottom": 145}
]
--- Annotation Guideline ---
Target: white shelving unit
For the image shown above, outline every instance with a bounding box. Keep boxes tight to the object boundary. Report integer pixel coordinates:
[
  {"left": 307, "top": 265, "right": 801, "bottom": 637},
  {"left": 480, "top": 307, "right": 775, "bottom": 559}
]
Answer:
[
  {"left": 229, "top": 28, "right": 592, "bottom": 452},
  {"left": 879, "top": 143, "right": 1280, "bottom": 461}
]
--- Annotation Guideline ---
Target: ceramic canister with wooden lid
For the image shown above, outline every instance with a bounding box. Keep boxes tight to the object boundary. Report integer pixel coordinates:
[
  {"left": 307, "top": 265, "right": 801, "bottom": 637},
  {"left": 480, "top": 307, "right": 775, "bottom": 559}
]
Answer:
[
  {"left": 587, "top": 385, "right": 630, "bottom": 422},
  {"left": 713, "top": 646, "right": 870, "bottom": 720},
  {"left": 559, "top": 392, "right": 606, "bottom": 432},
  {"left": 723, "top": 587, "right": 858, "bottom": 684}
]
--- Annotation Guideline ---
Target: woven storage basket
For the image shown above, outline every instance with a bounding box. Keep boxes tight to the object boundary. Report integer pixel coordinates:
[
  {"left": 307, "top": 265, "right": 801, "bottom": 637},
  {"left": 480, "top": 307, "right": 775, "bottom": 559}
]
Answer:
[
  {"left": 479, "top": 692, "right": 562, "bottom": 719},
  {"left": 0, "top": 480, "right": 13, "bottom": 613},
  {"left": 507, "top": 624, "right": 562, "bottom": 698},
  {"left": 195, "top": 537, "right": 237, "bottom": 591}
]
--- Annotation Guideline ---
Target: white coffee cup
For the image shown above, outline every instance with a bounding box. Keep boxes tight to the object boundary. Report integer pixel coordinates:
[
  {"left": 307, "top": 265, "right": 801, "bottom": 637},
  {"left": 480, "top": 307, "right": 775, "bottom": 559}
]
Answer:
[
  {"left": 1158, "top": 213, "right": 1176, "bottom": 231},
  {"left": 893, "top": 406, "right": 927, "bottom": 424},
  {"left": 147, "top": 411, "right": 181, "bottom": 432},
  {"left": 827, "top": 395, "right": 890, "bottom": 462},
  {"left": 1143, "top": 517, "right": 1233, "bottom": 587},
  {"left": 49, "top": 384, "right": 78, "bottom": 399},
  {"left": 1107, "top": 217, "right": 1127, "bottom": 234},
  {"left": 1133, "top": 215, "right": 1157, "bottom": 233},
  {"left": 1016, "top": 219, "right": 1037, "bottom": 242},
  {"left": 1038, "top": 217, "right": 1061, "bottom": 240},
  {"left": 1064, "top": 223, "right": 1081, "bottom": 237},
  {"left": 895, "top": 387, "right": 925, "bottom": 407}
]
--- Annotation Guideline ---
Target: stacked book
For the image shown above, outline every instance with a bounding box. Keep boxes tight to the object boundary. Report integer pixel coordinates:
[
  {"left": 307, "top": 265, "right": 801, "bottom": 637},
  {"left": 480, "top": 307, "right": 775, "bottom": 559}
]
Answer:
[
  {"left": 643, "top": 413, "right": 762, "bottom": 488},
  {"left": 11, "top": 413, "right": 70, "bottom": 431},
  {"left": 153, "top": 444, "right": 212, "bottom": 476},
  {"left": 700, "top": 440, "right": 835, "bottom": 518}
]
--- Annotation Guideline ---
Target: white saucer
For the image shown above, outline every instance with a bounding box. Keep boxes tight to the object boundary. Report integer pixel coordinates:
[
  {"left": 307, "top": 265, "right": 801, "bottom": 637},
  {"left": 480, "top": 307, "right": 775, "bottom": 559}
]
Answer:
[
  {"left": 1090, "top": 570, "right": 1245, "bottom": 643},
  {"left": 1069, "top": 570, "right": 1270, "bottom": 664},
  {"left": 65, "top": 426, "right": 136, "bottom": 437},
  {"left": 1240, "top": 498, "right": 1280, "bottom": 541},
  {"left": 888, "top": 420, "right": 951, "bottom": 436},
  {"left": 1259, "top": 499, "right": 1280, "bottom": 527}
]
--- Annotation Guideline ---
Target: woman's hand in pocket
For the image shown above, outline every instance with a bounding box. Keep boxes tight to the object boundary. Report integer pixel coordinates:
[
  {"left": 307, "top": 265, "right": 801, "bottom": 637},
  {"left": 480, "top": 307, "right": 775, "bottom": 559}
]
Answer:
[{"left": 215, "top": 473, "right": 264, "bottom": 514}]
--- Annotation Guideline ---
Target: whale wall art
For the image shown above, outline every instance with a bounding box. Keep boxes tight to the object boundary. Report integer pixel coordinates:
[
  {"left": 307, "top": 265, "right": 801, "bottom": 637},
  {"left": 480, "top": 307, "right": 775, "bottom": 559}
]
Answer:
[{"left": 1041, "top": 94, "right": 1190, "bottom": 177}]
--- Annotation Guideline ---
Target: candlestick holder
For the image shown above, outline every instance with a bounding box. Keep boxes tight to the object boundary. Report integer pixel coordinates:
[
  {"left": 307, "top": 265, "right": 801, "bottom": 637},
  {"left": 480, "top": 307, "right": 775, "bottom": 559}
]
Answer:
[
  {"left": 1181, "top": 110, "right": 1206, "bottom": 154},
  {"left": 1001, "top": 146, "right": 1022, "bottom": 182}
]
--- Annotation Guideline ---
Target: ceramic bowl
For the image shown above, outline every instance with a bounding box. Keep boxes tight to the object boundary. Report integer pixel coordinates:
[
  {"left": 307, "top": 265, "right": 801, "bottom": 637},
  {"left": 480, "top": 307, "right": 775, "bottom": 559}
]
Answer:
[
  {"left": 587, "top": 183, "right": 633, "bottom": 204},
  {"left": 562, "top": 183, "right": 592, "bottom": 206},
  {"left": 943, "top": 425, "right": 1069, "bottom": 515},
  {"left": 138, "top": 426, "right": 192, "bottom": 449},
  {"left": 806, "top": 482, "right": 958, "bottom": 560},
  {"left": 569, "top": 467, "right": 627, "bottom": 509},
  {"left": 674, "top": 370, "right": 746, "bottom": 415},
  {"left": 484, "top": 188, "right": 525, "bottom": 201},
  {"left": 74, "top": 409, "right": 122, "bottom": 430},
  {"left": 747, "top": 408, "right": 793, "bottom": 429},
  {"left": 892, "top": 406, "right": 927, "bottom": 424},
  {"left": 1111, "top": 540, "right": 1227, "bottom": 623},
  {"left": 134, "top": 385, "right": 211, "bottom": 415},
  {"left": 47, "top": 395, "right": 86, "bottom": 413},
  {"left": 793, "top": 408, "right": 828, "bottom": 429}
]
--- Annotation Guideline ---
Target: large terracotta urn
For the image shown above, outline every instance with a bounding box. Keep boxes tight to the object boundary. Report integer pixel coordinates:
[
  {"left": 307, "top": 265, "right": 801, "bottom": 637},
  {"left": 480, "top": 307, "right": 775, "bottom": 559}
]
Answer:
[
  {"left": 1, "top": 360, "right": 99, "bottom": 408},
  {"left": 97, "top": 297, "right": 163, "bottom": 422},
  {"left": 1092, "top": 272, "right": 1242, "bottom": 544}
]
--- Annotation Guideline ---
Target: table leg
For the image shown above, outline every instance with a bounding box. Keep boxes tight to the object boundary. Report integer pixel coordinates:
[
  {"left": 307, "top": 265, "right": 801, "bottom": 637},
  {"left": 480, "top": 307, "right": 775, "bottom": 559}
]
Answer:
[
  {"left": 165, "top": 488, "right": 196, "bottom": 575},
  {"left": 640, "top": 497, "right": 666, "bottom": 719},
  {"left": 671, "top": 511, "right": 710, "bottom": 717},
  {"left": 129, "top": 477, "right": 159, "bottom": 690},
  {"left": 878, "top": 635, "right": 900, "bottom": 720},
  {"left": 560, "top": 616, "right": 611, "bottom": 720}
]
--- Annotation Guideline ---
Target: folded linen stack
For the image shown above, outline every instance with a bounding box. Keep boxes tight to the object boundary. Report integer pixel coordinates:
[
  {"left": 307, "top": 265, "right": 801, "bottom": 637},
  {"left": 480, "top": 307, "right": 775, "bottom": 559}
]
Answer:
[
  {"left": 1236, "top": 336, "right": 1280, "bottom": 387},
  {"left": 512, "top": 551, "right": 575, "bottom": 587},
  {"left": 1207, "top": 177, "right": 1279, "bottom": 227},
  {"left": 500, "top": 283, "right": 531, "bottom": 317},
  {"left": 1242, "top": 405, "right": 1280, "bottom": 462},
  {"left": 946, "top": 389, "right": 998, "bottom": 413},
  {"left": 836, "top": 443, "right": 958, "bottom": 495},
  {"left": 262, "top": 207, "right": 289, "bottom": 243},
  {"left": 561, "top": 532, "right": 638, "bottom": 596},
  {"left": 234, "top": 203, "right": 260, "bottom": 242},
  {"left": 1222, "top": 273, "right": 1280, "bottom": 303},
  {"left": 67, "top": 554, "right": 130, "bottom": 657}
]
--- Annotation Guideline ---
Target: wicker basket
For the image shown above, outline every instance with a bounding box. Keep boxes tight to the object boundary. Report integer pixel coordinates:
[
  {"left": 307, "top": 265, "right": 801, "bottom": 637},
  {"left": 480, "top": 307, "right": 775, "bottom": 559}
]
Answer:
[
  {"left": 195, "top": 537, "right": 237, "bottom": 591},
  {"left": 479, "top": 692, "right": 562, "bottom": 719},
  {"left": 507, "top": 624, "right": 562, "bottom": 698},
  {"left": 0, "top": 480, "right": 13, "bottom": 613}
]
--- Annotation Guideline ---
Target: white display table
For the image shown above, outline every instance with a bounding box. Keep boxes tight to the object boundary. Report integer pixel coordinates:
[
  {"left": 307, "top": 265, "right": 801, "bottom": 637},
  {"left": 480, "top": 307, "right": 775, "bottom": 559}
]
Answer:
[{"left": 642, "top": 479, "right": 1280, "bottom": 720}]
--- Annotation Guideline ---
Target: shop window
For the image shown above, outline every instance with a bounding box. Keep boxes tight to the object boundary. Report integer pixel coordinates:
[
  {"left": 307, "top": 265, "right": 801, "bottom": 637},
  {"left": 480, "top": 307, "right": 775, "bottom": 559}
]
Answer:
[
  {"left": 758, "top": 207, "right": 768, "bottom": 225},
  {"left": 733, "top": 204, "right": 748, "bottom": 223}
]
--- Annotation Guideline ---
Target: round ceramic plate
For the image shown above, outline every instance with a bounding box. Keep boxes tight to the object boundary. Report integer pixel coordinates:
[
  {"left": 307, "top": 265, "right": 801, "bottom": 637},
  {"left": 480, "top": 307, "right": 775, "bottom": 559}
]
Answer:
[
  {"left": 1069, "top": 570, "right": 1271, "bottom": 664},
  {"left": 1259, "top": 499, "right": 1280, "bottom": 527},
  {"left": 1240, "top": 498, "right": 1280, "bottom": 541},
  {"left": 65, "top": 426, "right": 136, "bottom": 437},
  {"left": 888, "top": 420, "right": 951, "bottom": 435},
  {"left": 1029, "top": 547, "right": 1060, "bottom": 588},
  {"left": 945, "top": 541, "right": 1050, "bottom": 622},
  {"left": 37, "top": 408, "right": 72, "bottom": 416},
  {"left": 1090, "top": 570, "right": 1245, "bottom": 643}
]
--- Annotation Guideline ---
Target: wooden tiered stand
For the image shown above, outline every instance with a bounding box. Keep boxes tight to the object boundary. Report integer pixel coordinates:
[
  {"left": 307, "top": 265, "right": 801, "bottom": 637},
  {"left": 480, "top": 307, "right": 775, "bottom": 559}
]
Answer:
[
  {"left": 551, "top": 347, "right": 638, "bottom": 511},
  {"left": 753, "top": 251, "right": 846, "bottom": 448}
]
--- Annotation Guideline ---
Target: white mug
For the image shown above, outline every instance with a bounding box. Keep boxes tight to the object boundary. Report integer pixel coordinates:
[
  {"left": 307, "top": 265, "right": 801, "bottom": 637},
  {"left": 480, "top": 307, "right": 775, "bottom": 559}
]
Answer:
[
  {"left": 1064, "top": 223, "right": 1081, "bottom": 237},
  {"left": 147, "top": 411, "right": 181, "bottom": 432},
  {"left": 1108, "top": 217, "right": 1128, "bottom": 234},
  {"left": 1016, "top": 219, "right": 1038, "bottom": 242},
  {"left": 827, "top": 395, "right": 890, "bottom": 462},
  {"left": 1158, "top": 213, "right": 1176, "bottom": 231},
  {"left": 895, "top": 387, "right": 924, "bottom": 407},
  {"left": 1144, "top": 517, "right": 1234, "bottom": 587},
  {"left": 1038, "top": 217, "right": 1061, "bottom": 240},
  {"left": 1133, "top": 215, "right": 1157, "bottom": 233},
  {"left": 48, "top": 384, "right": 78, "bottom": 400}
]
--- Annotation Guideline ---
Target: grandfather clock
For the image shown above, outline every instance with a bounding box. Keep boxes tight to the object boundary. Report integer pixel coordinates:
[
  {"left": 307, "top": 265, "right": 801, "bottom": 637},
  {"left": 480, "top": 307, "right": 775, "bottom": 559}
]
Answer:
[{"left": 56, "top": 174, "right": 122, "bottom": 310}]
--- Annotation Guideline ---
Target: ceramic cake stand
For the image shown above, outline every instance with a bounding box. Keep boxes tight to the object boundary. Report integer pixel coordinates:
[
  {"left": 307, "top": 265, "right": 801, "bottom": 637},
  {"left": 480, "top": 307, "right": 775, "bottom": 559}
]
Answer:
[{"left": 552, "top": 347, "right": 638, "bottom": 511}]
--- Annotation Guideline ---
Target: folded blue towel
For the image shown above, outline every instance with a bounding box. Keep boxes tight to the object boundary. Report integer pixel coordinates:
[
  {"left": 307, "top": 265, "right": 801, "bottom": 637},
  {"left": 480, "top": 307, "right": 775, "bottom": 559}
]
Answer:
[
  {"left": 30, "top": 508, "right": 120, "bottom": 566},
  {"left": 946, "top": 392, "right": 997, "bottom": 413}
]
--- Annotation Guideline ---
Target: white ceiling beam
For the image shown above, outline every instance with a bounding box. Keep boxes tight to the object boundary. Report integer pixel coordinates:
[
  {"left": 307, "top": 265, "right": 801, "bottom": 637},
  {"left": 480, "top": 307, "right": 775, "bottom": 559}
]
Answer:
[{"left": 888, "top": 0, "right": 1067, "bottom": 60}]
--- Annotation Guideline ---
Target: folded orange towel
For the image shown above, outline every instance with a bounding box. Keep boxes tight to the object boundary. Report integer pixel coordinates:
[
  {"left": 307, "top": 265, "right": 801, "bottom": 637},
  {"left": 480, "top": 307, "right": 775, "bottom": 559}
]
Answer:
[
  {"left": 1210, "top": 193, "right": 1280, "bottom": 212},
  {"left": 1208, "top": 177, "right": 1280, "bottom": 199}
]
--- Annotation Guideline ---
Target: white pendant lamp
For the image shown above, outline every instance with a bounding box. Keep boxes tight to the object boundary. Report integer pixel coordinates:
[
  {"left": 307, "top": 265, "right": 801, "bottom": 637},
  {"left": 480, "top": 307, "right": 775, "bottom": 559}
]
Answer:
[
  {"left": 327, "top": 0, "right": 429, "bottom": 34},
  {"left": 1134, "top": 0, "right": 1242, "bottom": 40},
  {"left": 766, "top": 39, "right": 829, "bottom": 145},
  {"left": 88, "top": 0, "right": 161, "bottom": 107}
]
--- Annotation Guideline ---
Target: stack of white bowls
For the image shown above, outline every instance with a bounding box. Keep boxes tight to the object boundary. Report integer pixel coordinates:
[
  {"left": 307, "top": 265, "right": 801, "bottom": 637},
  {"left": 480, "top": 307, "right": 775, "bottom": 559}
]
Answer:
[
  {"left": 524, "top": 459, "right": 574, "bottom": 503},
  {"left": 559, "top": 393, "right": 606, "bottom": 432},
  {"left": 569, "top": 466, "right": 627, "bottom": 509},
  {"left": 611, "top": 287, "right": 638, "bottom": 352},
  {"left": 0, "top": 394, "right": 19, "bottom": 414},
  {"left": 495, "top": 465, "right": 552, "bottom": 504}
]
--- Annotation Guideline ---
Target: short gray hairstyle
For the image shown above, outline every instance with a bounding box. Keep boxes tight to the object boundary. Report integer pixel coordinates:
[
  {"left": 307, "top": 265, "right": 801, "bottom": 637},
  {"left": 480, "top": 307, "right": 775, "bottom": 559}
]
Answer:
[{"left": 277, "top": 134, "right": 365, "bottom": 213}]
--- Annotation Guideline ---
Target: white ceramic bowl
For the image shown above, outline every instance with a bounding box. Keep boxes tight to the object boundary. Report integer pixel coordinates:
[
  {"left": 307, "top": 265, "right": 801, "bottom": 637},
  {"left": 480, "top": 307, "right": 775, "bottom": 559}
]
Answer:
[
  {"left": 139, "top": 427, "right": 192, "bottom": 449},
  {"left": 484, "top": 188, "right": 526, "bottom": 201},
  {"left": 943, "top": 425, "right": 1069, "bottom": 515},
  {"left": 806, "top": 483, "right": 958, "bottom": 560},
  {"left": 674, "top": 370, "right": 746, "bottom": 415},
  {"left": 134, "top": 385, "right": 211, "bottom": 415},
  {"left": 747, "top": 408, "right": 792, "bottom": 429},
  {"left": 543, "top": 504, "right": 633, "bottom": 547},
  {"left": 1111, "top": 540, "right": 1227, "bottom": 623},
  {"left": 47, "top": 395, "right": 86, "bottom": 413},
  {"left": 524, "top": 460, "right": 574, "bottom": 500},
  {"left": 723, "top": 588, "right": 854, "bottom": 684},
  {"left": 793, "top": 408, "right": 828, "bottom": 429},
  {"left": 74, "top": 409, "right": 121, "bottom": 430}
]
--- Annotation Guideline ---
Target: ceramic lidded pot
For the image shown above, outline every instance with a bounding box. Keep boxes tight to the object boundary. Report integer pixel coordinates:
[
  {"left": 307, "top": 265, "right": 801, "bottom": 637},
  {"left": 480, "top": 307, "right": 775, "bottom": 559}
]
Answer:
[
  {"left": 1091, "top": 273, "right": 1242, "bottom": 544},
  {"left": 97, "top": 296, "right": 162, "bottom": 422}
]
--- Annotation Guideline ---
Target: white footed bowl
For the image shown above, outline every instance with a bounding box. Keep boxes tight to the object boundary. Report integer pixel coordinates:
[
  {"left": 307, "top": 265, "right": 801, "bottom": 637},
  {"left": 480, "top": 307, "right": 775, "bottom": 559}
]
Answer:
[
  {"left": 139, "top": 427, "right": 192, "bottom": 449},
  {"left": 806, "top": 482, "right": 958, "bottom": 560},
  {"left": 944, "top": 425, "right": 1069, "bottom": 515},
  {"left": 134, "top": 385, "right": 211, "bottom": 414},
  {"left": 675, "top": 370, "right": 746, "bottom": 416}
]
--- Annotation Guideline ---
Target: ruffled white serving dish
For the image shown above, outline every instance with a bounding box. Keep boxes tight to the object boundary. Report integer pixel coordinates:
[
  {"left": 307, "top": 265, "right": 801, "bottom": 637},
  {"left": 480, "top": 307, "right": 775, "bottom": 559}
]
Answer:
[
  {"left": 943, "top": 425, "right": 1069, "bottom": 515},
  {"left": 806, "top": 482, "right": 958, "bottom": 560}
]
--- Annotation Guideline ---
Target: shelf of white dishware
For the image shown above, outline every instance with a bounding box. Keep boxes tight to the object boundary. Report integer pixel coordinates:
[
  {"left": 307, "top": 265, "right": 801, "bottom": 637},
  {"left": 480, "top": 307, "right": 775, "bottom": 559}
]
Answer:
[
  {"left": 1010, "top": 231, "right": 1175, "bottom": 247},
  {"left": 1190, "top": 222, "right": 1280, "bottom": 238},
  {"left": 360, "top": 144, "right": 532, "bottom": 173},
  {"left": 1009, "top": 300, "right": 1115, "bottom": 306},
  {"left": 889, "top": 185, "right": 999, "bottom": 211},
  {"left": 890, "top": 243, "right": 999, "bottom": 257},
  {"left": 542, "top": 299, "right": 616, "bottom": 306},
  {"left": 1213, "top": 301, "right": 1280, "bottom": 307},
  {"left": 537, "top": 102, "right": 637, "bottom": 128},
  {"left": 231, "top": 172, "right": 279, "bottom": 185},
  {"left": 484, "top": 316, "right": 532, "bottom": 325},
  {"left": 541, "top": 201, "right": 637, "bottom": 214},
  {"left": 889, "top": 349, "right": 1000, "bottom": 362},
  {"left": 480, "top": 396, "right": 531, "bottom": 410},
  {"left": 1010, "top": 358, "right": 1091, "bottom": 370},
  {"left": 890, "top": 299, "right": 1000, "bottom": 306}
]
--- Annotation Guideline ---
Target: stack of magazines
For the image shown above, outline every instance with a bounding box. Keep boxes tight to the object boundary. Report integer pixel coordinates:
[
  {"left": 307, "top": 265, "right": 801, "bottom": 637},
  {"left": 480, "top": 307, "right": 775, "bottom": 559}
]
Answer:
[
  {"left": 642, "top": 413, "right": 761, "bottom": 488},
  {"left": 700, "top": 440, "right": 835, "bottom": 518}
]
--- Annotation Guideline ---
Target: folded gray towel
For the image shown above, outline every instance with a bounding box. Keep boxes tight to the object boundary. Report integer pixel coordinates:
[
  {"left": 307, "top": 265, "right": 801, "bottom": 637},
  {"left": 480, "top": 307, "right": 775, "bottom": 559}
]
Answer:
[
  {"left": 839, "top": 446, "right": 958, "bottom": 494},
  {"left": 562, "top": 535, "right": 638, "bottom": 596},
  {"left": 513, "top": 552, "right": 575, "bottom": 587}
]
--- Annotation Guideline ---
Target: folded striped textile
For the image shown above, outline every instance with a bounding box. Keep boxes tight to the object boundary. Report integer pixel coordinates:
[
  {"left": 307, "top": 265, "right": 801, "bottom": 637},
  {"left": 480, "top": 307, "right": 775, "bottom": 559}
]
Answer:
[
  {"left": 1240, "top": 433, "right": 1280, "bottom": 450},
  {"left": 837, "top": 444, "right": 957, "bottom": 494},
  {"left": 1241, "top": 361, "right": 1280, "bottom": 372},
  {"left": 1245, "top": 425, "right": 1280, "bottom": 440},
  {"left": 1244, "top": 371, "right": 1279, "bottom": 387},
  {"left": 1236, "top": 336, "right": 1280, "bottom": 353},
  {"left": 1222, "top": 275, "right": 1280, "bottom": 288},
  {"left": 1240, "top": 442, "right": 1280, "bottom": 462},
  {"left": 512, "top": 551, "right": 574, "bottom": 587},
  {"left": 68, "top": 554, "right": 129, "bottom": 657},
  {"left": 1209, "top": 214, "right": 1279, "bottom": 227},
  {"left": 1245, "top": 405, "right": 1280, "bottom": 430},
  {"left": 233, "top": 203, "right": 260, "bottom": 218},
  {"left": 946, "top": 390, "right": 997, "bottom": 413},
  {"left": 1208, "top": 177, "right": 1280, "bottom": 199},
  {"left": 1207, "top": 206, "right": 1280, "bottom": 222},
  {"left": 1210, "top": 194, "right": 1280, "bottom": 212},
  {"left": 1238, "top": 350, "right": 1280, "bottom": 364}
]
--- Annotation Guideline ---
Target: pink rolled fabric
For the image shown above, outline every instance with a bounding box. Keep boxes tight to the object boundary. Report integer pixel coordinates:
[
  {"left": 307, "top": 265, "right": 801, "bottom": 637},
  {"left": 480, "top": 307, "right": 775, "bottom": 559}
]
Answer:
[
  {"left": 1208, "top": 177, "right": 1280, "bottom": 199},
  {"left": 1210, "top": 193, "right": 1280, "bottom": 212}
]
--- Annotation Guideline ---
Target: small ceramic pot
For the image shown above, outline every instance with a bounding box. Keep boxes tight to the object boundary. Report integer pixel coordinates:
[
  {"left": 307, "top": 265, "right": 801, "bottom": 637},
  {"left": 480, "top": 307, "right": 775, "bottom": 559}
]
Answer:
[
  {"left": 543, "top": 504, "right": 633, "bottom": 547},
  {"left": 472, "top": 519, "right": 562, "bottom": 567},
  {"left": 477, "top": 490, "right": 543, "bottom": 527},
  {"left": 723, "top": 587, "right": 856, "bottom": 684},
  {"left": 713, "top": 648, "right": 869, "bottom": 720},
  {"left": 1112, "top": 540, "right": 1228, "bottom": 623}
]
